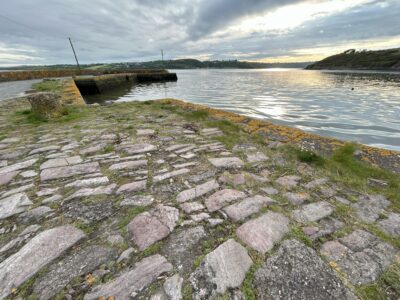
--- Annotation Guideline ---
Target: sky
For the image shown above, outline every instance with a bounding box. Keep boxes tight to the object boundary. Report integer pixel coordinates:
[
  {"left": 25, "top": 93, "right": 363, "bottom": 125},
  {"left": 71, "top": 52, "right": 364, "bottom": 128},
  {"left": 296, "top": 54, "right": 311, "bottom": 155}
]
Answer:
[{"left": 0, "top": 0, "right": 399, "bottom": 66}]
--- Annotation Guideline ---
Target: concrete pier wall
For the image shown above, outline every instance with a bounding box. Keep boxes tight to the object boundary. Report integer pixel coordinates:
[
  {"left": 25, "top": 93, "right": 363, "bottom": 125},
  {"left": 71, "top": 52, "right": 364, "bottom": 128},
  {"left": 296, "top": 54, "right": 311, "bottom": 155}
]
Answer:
[{"left": 74, "top": 72, "right": 177, "bottom": 95}]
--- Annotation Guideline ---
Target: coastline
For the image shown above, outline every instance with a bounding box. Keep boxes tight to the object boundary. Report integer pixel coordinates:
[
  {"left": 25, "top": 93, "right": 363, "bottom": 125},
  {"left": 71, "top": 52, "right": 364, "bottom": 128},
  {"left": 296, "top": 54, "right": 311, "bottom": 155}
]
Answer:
[{"left": 154, "top": 98, "right": 400, "bottom": 174}]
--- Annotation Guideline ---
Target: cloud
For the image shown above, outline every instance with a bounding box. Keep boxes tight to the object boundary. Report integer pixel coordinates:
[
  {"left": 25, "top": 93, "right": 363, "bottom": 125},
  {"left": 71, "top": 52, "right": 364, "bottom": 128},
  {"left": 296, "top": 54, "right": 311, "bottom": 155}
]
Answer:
[
  {"left": 0, "top": 0, "right": 398, "bottom": 66},
  {"left": 185, "top": 0, "right": 307, "bottom": 39}
]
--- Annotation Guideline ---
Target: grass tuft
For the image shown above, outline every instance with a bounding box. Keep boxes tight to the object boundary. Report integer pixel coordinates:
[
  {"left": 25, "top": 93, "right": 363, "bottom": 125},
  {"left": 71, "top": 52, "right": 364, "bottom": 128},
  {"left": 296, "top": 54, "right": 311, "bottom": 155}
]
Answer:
[
  {"left": 184, "top": 110, "right": 210, "bottom": 121},
  {"left": 296, "top": 148, "right": 325, "bottom": 165},
  {"left": 14, "top": 106, "right": 87, "bottom": 125},
  {"left": 103, "top": 144, "right": 115, "bottom": 153},
  {"left": 356, "top": 262, "right": 400, "bottom": 299},
  {"left": 32, "top": 79, "right": 62, "bottom": 92}
]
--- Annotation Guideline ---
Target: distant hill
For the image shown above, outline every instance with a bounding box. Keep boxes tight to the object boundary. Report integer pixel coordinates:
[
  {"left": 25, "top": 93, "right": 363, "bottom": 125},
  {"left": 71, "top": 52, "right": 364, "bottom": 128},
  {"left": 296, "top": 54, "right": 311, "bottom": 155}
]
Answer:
[
  {"left": 306, "top": 48, "right": 400, "bottom": 71},
  {"left": 0, "top": 59, "right": 312, "bottom": 71}
]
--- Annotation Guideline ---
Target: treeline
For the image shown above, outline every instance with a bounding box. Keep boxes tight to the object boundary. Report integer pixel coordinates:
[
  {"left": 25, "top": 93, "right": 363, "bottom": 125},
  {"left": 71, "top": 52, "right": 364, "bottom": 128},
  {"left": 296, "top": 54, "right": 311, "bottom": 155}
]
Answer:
[
  {"left": 1, "top": 59, "right": 311, "bottom": 71},
  {"left": 306, "top": 48, "right": 400, "bottom": 70}
]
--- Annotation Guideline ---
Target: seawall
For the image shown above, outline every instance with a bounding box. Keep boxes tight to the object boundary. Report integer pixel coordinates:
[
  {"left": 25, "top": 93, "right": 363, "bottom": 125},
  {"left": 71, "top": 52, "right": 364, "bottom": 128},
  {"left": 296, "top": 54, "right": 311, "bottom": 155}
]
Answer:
[{"left": 74, "top": 73, "right": 178, "bottom": 95}]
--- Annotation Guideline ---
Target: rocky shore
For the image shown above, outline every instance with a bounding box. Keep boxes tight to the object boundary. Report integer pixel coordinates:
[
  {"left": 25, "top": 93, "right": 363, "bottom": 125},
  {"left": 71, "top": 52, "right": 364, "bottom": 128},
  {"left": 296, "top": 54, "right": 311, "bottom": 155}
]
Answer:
[{"left": 0, "top": 97, "right": 399, "bottom": 299}]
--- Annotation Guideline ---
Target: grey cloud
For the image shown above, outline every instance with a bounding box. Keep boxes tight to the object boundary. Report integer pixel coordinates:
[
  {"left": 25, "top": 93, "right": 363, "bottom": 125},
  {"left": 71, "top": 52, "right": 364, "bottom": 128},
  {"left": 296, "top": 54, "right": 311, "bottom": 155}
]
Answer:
[
  {"left": 182, "top": 0, "right": 400, "bottom": 60},
  {"left": 186, "top": 0, "right": 307, "bottom": 39},
  {"left": 0, "top": 0, "right": 398, "bottom": 66}
]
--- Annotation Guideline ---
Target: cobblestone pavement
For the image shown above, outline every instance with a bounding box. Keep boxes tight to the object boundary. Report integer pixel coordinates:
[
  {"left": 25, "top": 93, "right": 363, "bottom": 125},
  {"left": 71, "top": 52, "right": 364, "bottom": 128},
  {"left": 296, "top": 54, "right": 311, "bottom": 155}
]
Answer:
[{"left": 0, "top": 98, "right": 399, "bottom": 299}]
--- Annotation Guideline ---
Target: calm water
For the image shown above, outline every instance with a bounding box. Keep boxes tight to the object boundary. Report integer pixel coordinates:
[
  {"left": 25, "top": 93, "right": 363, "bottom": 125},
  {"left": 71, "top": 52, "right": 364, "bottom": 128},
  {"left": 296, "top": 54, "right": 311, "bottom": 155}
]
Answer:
[
  {"left": 0, "top": 79, "right": 41, "bottom": 100},
  {"left": 86, "top": 69, "right": 400, "bottom": 151}
]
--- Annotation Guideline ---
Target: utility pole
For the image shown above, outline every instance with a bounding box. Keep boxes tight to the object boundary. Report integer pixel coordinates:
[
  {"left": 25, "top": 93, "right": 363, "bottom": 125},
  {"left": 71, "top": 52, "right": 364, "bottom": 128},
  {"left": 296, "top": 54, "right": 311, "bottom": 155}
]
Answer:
[
  {"left": 161, "top": 49, "right": 164, "bottom": 62},
  {"left": 68, "top": 37, "right": 81, "bottom": 70}
]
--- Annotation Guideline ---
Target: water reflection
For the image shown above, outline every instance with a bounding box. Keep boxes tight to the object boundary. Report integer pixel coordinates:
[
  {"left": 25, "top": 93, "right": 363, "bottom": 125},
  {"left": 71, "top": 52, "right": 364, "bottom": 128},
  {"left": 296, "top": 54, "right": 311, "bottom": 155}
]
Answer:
[{"left": 85, "top": 69, "right": 400, "bottom": 151}]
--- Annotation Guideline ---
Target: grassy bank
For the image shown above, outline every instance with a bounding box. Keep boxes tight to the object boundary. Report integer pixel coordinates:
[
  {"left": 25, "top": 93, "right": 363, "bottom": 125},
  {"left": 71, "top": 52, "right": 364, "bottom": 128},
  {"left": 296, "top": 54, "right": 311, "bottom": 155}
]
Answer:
[{"left": 306, "top": 48, "right": 400, "bottom": 70}]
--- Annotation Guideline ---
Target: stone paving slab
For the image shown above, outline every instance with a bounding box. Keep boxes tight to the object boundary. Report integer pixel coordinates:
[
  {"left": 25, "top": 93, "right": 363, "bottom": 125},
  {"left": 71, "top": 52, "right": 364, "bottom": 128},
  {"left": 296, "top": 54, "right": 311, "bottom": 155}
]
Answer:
[
  {"left": 190, "top": 239, "right": 252, "bottom": 298},
  {"left": 208, "top": 157, "right": 244, "bottom": 169},
  {"left": 205, "top": 189, "right": 246, "bottom": 212},
  {"left": 378, "top": 212, "right": 400, "bottom": 237},
  {"left": 0, "top": 192, "right": 33, "bottom": 220},
  {"left": 321, "top": 230, "right": 398, "bottom": 285},
  {"left": 120, "top": 143, "right": 157, "bottom": 155},
  {"left": 109, "top": 159, "right": 148, "bottom": 170},
  {"left": 223, "top": 195, "right": 276, "bottom": 221},
  {"left": 255, "top": 239, "right": 355, "bottom": 300},
  {"left": 0, "top": 171, "right": 19, "bottom": 186},
  {"left": 292, "top": 201, "right": 333, "bottom": 223},
  {"left": 116, "top": 180, "right": 147, "bottom": 194},
  {"left": 40, "top": 162, "right": 101, "bottom": 181},
  {"left": 84, "top": 254, "right": 172, "bottom": 300},
  {"left": 236, "top": 212, "right": 289, "bottom": 253},
  {"left": 0, "top": 159, "right": 38, "bottom": 175},
  {"left": 0, "top": 225, "right": 85, "bottom": 299},
  {"left": 352, "top": 194, "right": 390, "bottom": 224},
  {"left": 33, "top": 245, "right": 117, "bottom": 300},
  {"left": 40, "top": 156, "right": 82, "bottom": 170},
  {"left": 176, "top": 179, "right": 219, "bottom": 203},
  {"left": 153, "top": 168, "right": 190, "bottom": 183},
  {"left": 128, "top": 212, "right": 171, "bottom": 250},
  {"left": 161, "top": 226, "right": 206, "bottom": 275}
]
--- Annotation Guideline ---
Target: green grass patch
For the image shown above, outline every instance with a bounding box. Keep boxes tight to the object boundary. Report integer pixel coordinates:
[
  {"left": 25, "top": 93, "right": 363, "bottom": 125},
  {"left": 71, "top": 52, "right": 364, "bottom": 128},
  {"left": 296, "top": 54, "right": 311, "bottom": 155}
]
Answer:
[
  {"left": 366, "top": 224, "right": 400, "bottom": 249},
  {"left": 15, "top": 109, "right": 48, "bottom": 124},
  {"left": 325, "top": 143, "right": 400, "bottom": 209},
  {"left": 103, "top": 144, "right": 115, "bottom": 153},
  {"left": 184, "top": 110, "right": 210, "bottom": 121},
  {"left": 356, "top": 262, "right": 400, "bottom": 299},
  {"left": 153, "top": 103, "right": 179, "bottom": 113},
  {"left": 138, "top": 241, "right": 162, "bottom": 259},
  {"left": 296, "top": 148, "right": 325, "bottom": 166},
  {"left": 381, "top": 263, "right": 400, "bottom": 295},
  {"left": 241, "top": 264, "right": 258, "bottom": 300},
  {"left": 193, "top": 254, "right": 205, "bottom": 269},
  {"left": 14, "top": 106, "right": 87, "bottom": 125},
  {"left": 117, "top": 206, "right": 147, "bottom": 229},
  {"left": 73, "top": 220, "right": 99, "bottom": 235},
  {"left": 182, "top": 283, "right": 193, "bottom": 300},
  {"left": 32, "top": 79, "right": 62, "bottom": 92},
  {"left": 206, "top": 119, "right": 243, "bottom": 149},
  {"left": 288, "top": 225, "right": 313, "bottom": 247},
  {"left": 285, "top": 143, "right": 400, "bottom": 210},
  {"left": 357, "top": 284, "right": 386, "bottom": 300}
]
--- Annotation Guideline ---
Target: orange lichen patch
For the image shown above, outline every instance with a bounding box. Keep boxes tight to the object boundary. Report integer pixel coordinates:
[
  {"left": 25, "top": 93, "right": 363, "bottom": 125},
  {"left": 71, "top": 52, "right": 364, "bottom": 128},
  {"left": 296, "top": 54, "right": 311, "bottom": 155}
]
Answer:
[
  {"left": 361, "top": 156, "right": 371, "bottom": 162},
  {"left": 360, "top": 144, "right": 398, "bottom": 157},
  {"left": 85, "top": 273, "right": 97, "bottom": 286},
  {"left": 99, "top": 296, "right": 116, "bottom": 300}
]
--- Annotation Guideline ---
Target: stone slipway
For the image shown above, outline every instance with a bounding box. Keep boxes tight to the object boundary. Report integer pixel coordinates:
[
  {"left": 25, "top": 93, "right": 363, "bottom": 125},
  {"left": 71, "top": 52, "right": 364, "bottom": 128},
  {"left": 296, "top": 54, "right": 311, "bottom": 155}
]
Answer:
[{"left": 0, "top": 96, "right": 399, "bottom": 299}]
